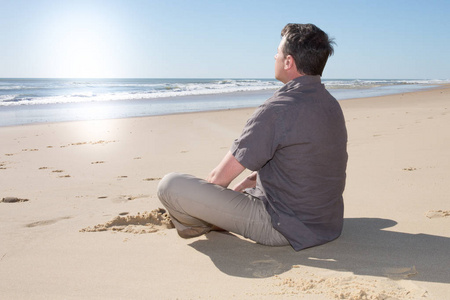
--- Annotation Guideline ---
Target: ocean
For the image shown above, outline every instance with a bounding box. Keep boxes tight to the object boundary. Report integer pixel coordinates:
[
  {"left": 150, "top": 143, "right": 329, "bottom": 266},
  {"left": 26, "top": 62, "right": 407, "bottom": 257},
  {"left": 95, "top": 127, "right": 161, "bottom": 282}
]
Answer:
[{"left": 0, "top": 78, "right": 447, "bottom": 127}]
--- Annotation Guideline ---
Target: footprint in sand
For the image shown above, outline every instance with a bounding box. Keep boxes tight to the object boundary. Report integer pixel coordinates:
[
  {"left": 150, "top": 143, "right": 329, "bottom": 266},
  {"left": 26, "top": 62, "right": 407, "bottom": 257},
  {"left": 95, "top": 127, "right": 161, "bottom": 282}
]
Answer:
[
  {"left": 79, "top": 208, "right": 174, "bottom": 234},
  {"left": 143, "top": 177, "right": 162, "bottom": 181},
  {"left": 425, "top": 210, "right": 450, "bottom": 219},
  {"left": 50, "top": 169, "right": 70, "bottom": 178},
  {"left": 112, "top": 194, "right": 148, "bottom": 202},
  {"left": 2, "top": 197, "right": 29, "bottom": 203},
  {"left": 402, "top": 167, "right": 417, "bottom": 171}
]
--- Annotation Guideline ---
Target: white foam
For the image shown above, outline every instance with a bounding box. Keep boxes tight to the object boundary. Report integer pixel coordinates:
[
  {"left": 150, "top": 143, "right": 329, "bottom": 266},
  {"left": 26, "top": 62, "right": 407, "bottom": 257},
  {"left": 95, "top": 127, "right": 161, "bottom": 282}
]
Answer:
[
  {"left": 0, "top": 80, "right": 282, "bottom": 106},
  {"left": 1, "top": 78, "right": 448, "bottom": 107}
]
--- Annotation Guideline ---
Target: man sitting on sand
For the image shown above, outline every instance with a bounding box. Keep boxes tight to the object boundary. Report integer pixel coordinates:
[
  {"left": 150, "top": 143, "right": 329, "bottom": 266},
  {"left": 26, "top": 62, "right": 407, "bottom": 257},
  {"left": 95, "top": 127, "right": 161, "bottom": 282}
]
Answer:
[{"left": 157, "top": 23, "right": 348, "bottom": 251}]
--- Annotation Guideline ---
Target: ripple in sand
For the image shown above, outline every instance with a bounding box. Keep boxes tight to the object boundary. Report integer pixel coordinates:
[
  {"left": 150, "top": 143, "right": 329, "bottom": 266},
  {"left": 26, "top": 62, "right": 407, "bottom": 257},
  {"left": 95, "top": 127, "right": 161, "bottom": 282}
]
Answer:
[
  {"left": 80, "top": 208, "right": 174, "bottom": 234},
  {"left": 384, "top": 266, "right": 418, "bottom": 280},
  {"left": 60, "top": 140, "right": 117, "bottom": 148},
  {"left": 271, "top": 268, "right": 427, "bottom": 299},
  {"left": 26, "top": 216, "right": 71, "bottom": 227}
]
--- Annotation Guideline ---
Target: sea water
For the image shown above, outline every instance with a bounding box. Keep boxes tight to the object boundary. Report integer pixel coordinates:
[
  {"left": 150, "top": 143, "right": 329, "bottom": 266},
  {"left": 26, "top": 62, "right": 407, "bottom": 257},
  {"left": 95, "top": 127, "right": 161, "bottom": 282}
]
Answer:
[{"left": 0, "top": 78, "right": 447, "bottom": 127}]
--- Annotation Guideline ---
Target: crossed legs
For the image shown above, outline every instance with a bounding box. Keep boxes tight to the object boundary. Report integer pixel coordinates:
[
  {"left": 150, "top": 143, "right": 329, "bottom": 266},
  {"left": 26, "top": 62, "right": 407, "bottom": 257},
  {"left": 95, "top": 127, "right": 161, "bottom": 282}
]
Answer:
[{"left": 157, "top": 172, "right": 289, "bottom": 247}]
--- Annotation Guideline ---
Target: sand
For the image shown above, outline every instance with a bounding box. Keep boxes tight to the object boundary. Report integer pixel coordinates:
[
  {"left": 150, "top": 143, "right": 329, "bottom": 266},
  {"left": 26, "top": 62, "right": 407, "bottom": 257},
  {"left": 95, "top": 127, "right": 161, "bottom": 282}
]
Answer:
[{"left": 0, "top": 85, "right": 449, "bottom": 299}]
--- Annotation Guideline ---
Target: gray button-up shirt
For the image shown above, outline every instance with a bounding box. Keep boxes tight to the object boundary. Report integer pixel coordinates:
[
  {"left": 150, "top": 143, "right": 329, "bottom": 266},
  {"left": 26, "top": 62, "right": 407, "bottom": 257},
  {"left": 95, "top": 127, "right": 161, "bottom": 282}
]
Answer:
[{"left": 231, "top": 75, "right": 348, "bottom": 251}]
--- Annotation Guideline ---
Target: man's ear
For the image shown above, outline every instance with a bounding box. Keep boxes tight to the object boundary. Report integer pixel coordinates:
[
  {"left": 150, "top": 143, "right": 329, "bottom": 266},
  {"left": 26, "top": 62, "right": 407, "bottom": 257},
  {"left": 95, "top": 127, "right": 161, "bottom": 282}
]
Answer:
[{"left": 284, "top": 55, "right": 295, "bottom": 70}]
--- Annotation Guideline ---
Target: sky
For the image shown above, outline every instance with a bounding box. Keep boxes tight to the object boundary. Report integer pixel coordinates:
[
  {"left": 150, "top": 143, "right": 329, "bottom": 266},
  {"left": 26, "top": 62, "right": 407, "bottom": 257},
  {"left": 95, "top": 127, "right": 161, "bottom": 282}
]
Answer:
[{"left": 1, "top": 0, "right": 449, "bottom": 79}]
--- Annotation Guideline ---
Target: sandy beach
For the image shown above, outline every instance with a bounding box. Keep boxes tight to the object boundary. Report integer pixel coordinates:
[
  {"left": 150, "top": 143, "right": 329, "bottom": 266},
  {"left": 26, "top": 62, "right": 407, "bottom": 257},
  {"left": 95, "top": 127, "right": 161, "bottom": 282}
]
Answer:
[{"left": 1, "top": 85, "right": 449, "bottom": 299}]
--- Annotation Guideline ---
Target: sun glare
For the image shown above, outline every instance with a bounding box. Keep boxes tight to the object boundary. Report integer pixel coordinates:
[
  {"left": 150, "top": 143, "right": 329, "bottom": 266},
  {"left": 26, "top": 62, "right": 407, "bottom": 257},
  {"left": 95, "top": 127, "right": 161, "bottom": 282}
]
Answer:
[
  {"left": 46, "top": 7, "right": 117, "bottom": 78},
  {"left": 60, "top": 28, "right": 107, "bottom": 78}
]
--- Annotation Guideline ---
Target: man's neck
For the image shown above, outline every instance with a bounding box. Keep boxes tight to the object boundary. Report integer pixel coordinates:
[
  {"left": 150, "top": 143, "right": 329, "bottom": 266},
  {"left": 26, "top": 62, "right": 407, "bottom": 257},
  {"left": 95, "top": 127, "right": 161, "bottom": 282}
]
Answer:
[{"left": 281, "top": 73, "right": 304, "bottom": 84}]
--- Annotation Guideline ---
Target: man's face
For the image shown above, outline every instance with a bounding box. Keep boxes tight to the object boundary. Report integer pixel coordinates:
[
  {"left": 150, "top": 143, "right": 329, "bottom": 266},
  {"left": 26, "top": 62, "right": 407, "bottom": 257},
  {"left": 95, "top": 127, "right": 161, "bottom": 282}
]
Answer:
[{"left": 274, "top": 37, "right": 287, "bottom": 83}]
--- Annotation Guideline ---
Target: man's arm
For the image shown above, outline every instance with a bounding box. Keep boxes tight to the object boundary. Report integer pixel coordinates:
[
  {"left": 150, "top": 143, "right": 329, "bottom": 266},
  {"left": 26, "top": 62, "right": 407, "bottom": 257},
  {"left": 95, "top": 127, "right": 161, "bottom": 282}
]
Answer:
[
  {"left": 232, "top": 171, "right": 257, "bottom": 192},
  {"left": 207, "top": 151, "right": 245, "bottom": 188}
]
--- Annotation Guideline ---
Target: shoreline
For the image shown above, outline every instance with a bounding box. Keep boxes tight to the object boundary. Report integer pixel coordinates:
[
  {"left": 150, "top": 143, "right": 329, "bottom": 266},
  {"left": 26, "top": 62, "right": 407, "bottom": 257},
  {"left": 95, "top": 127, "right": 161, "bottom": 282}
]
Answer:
[
  {"left": 0, "top": 83, "right": 442, "bottom": 128},
  {"left": 1, "top": 84, "right": 449, "bottom": 299}
]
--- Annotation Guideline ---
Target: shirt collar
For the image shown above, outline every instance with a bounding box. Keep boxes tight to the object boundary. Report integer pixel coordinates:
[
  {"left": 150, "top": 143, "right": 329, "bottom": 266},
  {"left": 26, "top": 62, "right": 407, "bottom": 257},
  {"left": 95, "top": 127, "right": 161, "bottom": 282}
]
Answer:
[{"left": 279, "top": 75, "right": 322, "bottom": 92}]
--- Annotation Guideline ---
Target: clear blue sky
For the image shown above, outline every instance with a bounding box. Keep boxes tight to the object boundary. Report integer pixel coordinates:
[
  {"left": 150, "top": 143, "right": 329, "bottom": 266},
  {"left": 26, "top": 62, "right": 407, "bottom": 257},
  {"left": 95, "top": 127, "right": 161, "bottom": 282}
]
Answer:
[{"left": 1, "top": 0, "right": 449, "bottom": 79}]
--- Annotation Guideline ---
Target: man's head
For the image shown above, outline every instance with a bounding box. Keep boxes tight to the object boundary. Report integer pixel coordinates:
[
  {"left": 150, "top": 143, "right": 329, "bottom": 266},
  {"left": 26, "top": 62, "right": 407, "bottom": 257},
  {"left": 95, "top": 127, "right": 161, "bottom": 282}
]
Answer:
[{"left": 275, "top": 23, "right": 334, "bottom": 83}]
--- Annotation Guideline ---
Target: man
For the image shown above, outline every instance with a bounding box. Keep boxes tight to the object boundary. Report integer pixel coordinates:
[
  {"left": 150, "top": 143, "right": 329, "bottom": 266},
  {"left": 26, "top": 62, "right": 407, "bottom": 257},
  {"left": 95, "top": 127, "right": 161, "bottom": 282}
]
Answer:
[{"left": 157, "top": 23, "right": 347, "bottom": 251}]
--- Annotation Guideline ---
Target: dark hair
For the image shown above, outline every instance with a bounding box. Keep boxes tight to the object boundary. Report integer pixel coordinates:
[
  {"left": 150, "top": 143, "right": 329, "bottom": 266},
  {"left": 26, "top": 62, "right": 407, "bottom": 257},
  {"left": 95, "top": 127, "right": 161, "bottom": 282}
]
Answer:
[{"left": 281, "top": 23, "right": 335, "bottom": 76}]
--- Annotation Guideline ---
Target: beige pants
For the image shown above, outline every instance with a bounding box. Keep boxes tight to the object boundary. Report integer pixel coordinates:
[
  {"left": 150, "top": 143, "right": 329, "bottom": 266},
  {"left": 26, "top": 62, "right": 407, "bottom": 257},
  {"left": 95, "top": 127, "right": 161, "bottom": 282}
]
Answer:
[{"left": 157, "top": 172, "right": 289, "bottom": 246}]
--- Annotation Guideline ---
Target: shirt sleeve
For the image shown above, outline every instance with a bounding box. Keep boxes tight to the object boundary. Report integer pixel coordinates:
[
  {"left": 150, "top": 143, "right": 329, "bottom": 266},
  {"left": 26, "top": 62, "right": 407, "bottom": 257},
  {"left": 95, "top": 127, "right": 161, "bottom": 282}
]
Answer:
[{"left": 230, "top": 102, "right": 282, "bottom": 171}]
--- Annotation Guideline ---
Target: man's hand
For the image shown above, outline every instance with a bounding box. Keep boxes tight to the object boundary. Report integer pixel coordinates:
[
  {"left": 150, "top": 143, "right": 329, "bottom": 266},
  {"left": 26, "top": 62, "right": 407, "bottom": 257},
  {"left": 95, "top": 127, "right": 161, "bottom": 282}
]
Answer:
[{"left": 232, "top": 172, "right": 257, "bottom": 192}]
